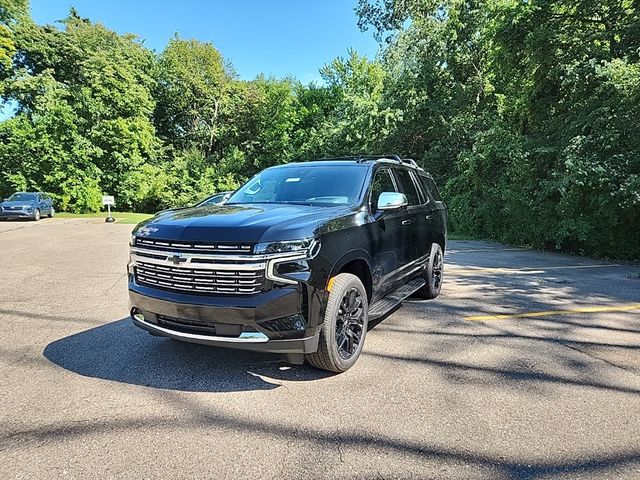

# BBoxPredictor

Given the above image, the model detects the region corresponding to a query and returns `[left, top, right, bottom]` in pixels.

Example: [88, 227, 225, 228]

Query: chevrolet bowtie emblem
[169, 254, 188, 265]
[137, 226, 158, 237]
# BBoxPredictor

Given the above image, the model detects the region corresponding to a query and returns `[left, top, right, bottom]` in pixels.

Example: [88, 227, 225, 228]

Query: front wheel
[306, 273, 368, 372]
[33, 209, 40, 221]
[414, 243, 444, 299]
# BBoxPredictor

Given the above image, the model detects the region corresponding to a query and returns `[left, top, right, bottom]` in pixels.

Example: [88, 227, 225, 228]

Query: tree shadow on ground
[43, 317, 332, 393]
[6, 386, 640, 480]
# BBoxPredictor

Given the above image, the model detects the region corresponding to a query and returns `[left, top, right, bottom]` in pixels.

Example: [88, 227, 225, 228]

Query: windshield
[226, 165, 368, 206]
[8, 193, 36, 202]
[198, 192, 229, 207]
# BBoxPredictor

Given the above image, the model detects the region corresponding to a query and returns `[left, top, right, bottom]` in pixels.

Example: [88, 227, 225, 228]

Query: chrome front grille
[130, 239, 266, 296]
[134, 237, 252, 255]
[129, 236, 310, 295]
[135, 261, 264, 295]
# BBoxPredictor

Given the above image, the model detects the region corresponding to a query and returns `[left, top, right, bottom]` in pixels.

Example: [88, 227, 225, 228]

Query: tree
[1, 9, 160, 211]
[154, 37, 232, 157]
[356, 0, 640, 258]
[0, 0, 27, 80]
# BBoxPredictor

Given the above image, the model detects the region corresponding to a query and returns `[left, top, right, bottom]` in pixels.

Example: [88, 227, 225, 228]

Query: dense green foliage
[0, 1, 638, 258]
[356, 0, 640, 259]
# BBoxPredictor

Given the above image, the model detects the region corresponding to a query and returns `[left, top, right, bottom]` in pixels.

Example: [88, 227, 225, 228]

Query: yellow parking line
[449, 264, 626, 275]
[465, 304, 640, 321]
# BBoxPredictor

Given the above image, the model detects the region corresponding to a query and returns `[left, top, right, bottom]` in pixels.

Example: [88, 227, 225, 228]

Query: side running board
[368, 277, 426, 322]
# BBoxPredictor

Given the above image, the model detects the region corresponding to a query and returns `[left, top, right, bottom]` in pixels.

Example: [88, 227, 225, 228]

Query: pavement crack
[554, 339, 640, 378]
[335, 431, 360, 477]
[104, 273, 127, 294]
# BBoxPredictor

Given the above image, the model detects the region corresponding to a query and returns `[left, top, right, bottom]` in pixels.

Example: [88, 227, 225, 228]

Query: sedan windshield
[227, 165, 368, 206]
[8, 193, 36, 202]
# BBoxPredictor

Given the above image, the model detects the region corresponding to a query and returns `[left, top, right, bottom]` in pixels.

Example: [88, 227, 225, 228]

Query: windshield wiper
[279, 201, 314, 206]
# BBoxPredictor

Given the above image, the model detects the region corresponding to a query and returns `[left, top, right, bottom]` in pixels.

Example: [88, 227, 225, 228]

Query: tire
[48, 207, 55, 218]
[414, 243, 444, 299]
[306, 273, 369, 372]
[33, 209, 40, 221]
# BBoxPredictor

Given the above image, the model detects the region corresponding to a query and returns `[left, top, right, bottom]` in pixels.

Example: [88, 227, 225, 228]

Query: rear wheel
[306, 273, 368, 372]
[48, 207, 55, 218]
[414, 243, 444, 299]
[33, 209, 40, 221]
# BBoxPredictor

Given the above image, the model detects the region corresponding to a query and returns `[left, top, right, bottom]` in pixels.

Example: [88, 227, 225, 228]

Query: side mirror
[221, 193, 231, 203]
[377, 192, 408, 211]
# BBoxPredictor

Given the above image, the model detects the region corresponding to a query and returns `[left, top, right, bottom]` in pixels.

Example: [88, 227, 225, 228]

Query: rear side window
[419, 176, 443, 202]
[370, 168, 397, 208]
[393, 169, 421, 206]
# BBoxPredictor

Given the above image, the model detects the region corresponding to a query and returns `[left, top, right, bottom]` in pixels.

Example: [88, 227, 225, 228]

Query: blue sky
[30, 0, 380, 82]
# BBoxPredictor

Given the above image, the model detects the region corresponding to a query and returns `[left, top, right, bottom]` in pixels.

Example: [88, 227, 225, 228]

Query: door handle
[402, 220, 413, 226]
[425, 215, 432, 220]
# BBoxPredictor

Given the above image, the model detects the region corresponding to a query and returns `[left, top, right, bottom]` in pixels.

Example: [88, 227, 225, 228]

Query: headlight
[24, 206, 33, 212]
[255, 238, 320, 256]
[260, 238, 320, 285]
[128, 235, 136, 274]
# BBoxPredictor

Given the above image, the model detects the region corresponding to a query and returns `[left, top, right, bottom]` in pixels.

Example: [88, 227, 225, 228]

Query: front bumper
[131, 312, 318, 354]
[129, 283, 320, 354]
[0, 210, 35, 219]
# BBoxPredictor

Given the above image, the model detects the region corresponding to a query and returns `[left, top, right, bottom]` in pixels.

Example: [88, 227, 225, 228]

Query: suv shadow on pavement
[43, 318, 334, 393]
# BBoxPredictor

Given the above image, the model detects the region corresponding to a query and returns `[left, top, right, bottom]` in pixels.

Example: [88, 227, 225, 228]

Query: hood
[133, 203, 354, 243]
[1, 200, 36, 208]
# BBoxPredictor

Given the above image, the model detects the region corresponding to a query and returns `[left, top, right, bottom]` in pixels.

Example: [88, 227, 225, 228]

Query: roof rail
[356, 154, 402, 163]
[401, 158, 418, 168]
[311, 155, 401, 163]
[310, 156, 360, 162]
[310, 154, 421, 169]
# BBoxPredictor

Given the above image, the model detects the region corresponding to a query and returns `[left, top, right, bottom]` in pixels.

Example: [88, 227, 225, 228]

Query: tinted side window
[370, 168, 397, 208]
[419, 176, 442, 202]
[394, 169, 421, 206]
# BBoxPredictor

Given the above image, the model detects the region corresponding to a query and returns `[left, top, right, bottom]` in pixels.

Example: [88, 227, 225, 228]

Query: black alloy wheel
[430, 248, 443, 292]
[306, 273, 369, 372]
[414, 243, 444, 299]
[335, 287, 365, 360]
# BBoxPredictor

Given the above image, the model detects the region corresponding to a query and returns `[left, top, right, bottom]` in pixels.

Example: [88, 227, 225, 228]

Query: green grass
[57, 211, 153, 225]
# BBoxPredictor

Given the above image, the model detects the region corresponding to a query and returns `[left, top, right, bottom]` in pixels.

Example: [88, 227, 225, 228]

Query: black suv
[128, 156, 447, 372]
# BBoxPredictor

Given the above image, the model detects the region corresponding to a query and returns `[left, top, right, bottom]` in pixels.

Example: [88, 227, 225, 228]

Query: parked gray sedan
[0, 192, 55, 221]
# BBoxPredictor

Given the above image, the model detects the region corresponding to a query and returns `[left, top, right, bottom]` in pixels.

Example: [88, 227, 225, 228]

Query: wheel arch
[330, 250, 373, 304]
[434, 232, 446, 254]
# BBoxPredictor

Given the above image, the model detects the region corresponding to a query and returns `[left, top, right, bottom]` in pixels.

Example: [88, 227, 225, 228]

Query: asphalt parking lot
[1, 219, 639, 479]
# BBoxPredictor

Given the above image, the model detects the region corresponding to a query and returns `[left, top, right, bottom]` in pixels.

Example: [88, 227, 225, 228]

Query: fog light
[131, 308, 145, 322]
[261, 314, 306, 332]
